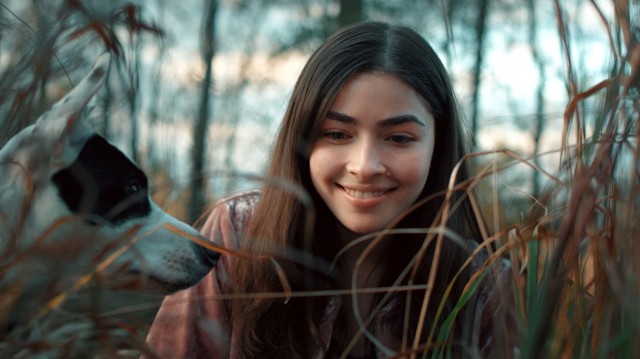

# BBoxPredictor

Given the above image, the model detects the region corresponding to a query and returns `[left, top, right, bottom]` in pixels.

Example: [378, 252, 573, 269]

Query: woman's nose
[345, 140, 386, 179]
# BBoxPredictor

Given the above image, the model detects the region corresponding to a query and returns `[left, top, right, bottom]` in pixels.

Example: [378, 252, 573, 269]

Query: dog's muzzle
[198, 245, 221, 268]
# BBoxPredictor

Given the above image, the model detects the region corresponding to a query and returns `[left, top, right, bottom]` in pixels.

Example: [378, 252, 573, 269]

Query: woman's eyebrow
[326, 111, 426, 127]
[326, 111, 357, 125]
[378, 115, 426, 128]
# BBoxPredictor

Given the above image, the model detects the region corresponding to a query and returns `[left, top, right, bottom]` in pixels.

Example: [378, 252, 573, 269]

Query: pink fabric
[143, 190, 258, 359]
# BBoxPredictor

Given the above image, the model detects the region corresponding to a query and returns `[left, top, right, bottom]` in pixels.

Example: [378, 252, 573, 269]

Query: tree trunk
[469, 0, 490, 150]
[128, 35, 141, 164]
[528, 0, 546, 198]
[189, 0, 218, 224]
[338, 0, 362, 28]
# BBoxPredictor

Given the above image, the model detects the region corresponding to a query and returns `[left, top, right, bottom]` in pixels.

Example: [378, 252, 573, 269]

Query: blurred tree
[469, 0, 490, 150]
[219, 2, 267, 196]
[142, 1, 170, 173]
[440, 0, 460, 69]
[527, 0, 546, 198]
[189, 0, 219, 224]
[268, 0, 364, 54]
[127, 30, 142, 164]
[338, 0, 362, 27]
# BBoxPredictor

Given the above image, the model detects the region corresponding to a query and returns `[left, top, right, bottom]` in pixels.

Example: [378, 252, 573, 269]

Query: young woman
[144, 21, 513, 358]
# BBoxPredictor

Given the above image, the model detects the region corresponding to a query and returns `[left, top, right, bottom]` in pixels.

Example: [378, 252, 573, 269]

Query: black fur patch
[52, 135, 151, 225]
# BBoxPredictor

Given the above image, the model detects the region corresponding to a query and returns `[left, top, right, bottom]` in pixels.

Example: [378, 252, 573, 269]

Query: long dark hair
[232, 21, 482, 358]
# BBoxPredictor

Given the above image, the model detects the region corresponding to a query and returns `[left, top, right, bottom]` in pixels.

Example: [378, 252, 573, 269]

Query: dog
[0, 54, 219, 355]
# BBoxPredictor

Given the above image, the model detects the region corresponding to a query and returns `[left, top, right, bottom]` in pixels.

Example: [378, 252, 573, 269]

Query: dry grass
[0, 0, 638, 358]
[466, 2, 640, 358]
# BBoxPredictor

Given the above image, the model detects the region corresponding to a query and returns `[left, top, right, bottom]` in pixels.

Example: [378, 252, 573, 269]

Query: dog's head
[0, 54, 218, 296]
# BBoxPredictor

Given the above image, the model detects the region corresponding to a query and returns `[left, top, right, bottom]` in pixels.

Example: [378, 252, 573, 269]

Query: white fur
[0, 54, 215, 299]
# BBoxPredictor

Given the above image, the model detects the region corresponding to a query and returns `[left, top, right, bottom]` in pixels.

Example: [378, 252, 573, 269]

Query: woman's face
[309, 72, 435, 235]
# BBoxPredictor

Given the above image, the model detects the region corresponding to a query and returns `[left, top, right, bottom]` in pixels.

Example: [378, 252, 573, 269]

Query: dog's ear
[35, 53, 110, 164]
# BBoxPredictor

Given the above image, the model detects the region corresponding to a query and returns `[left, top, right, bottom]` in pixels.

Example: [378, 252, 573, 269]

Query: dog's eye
[124, 181, 141, 195]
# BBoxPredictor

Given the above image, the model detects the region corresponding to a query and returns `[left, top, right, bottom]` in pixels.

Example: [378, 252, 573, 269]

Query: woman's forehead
[327, 72, 432, 123]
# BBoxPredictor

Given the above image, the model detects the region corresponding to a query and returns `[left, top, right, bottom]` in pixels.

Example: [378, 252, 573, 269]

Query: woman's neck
[334, 221, 389, 290]
[333, 222, 389, 358]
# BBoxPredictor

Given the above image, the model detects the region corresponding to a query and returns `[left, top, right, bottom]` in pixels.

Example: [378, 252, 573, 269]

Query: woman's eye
[386, 134, 415, 144]
[323, 131, 350, 141]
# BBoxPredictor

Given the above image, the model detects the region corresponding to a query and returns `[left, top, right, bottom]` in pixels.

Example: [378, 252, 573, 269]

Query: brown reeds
[1, 0, 638, 358]
[483, 1, 640, 358]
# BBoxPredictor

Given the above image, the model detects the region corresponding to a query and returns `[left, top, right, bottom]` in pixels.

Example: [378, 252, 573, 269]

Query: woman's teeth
[345, 188, 385, 198]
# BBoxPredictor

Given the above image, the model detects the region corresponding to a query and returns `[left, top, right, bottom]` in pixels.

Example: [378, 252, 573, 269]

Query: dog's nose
[197, 244, 221, 268]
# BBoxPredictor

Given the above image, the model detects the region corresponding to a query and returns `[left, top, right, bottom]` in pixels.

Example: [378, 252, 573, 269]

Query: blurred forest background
[0, 0, 619, 225]
[1, 0, 639, 357]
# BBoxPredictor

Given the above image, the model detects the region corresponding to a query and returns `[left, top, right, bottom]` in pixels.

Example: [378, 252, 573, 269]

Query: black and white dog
[0, 54, 218, 349]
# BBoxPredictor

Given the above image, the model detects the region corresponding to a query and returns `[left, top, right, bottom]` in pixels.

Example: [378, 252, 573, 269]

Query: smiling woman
[310, 72, 435, 235]
[145, 21, 515, 359]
